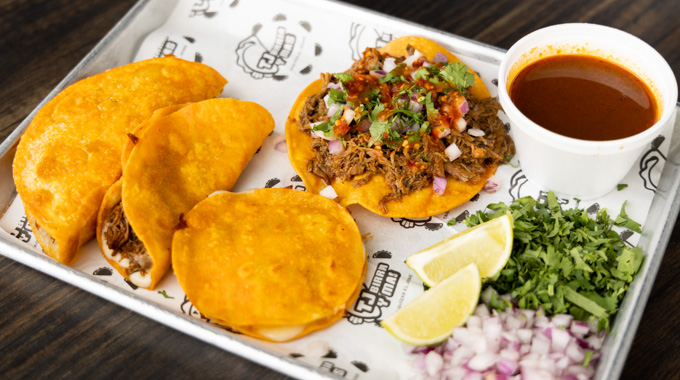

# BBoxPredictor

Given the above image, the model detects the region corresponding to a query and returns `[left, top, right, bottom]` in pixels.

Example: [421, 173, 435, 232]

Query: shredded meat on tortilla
[299, 46, 515, 212]
[104, 203, 152, 275]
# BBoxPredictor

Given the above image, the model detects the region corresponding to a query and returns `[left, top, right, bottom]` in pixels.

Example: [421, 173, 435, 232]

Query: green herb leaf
[617, 184, 628, 191]
[158, 290, 174, 299]
[334, 73, 354, 82]
[440, 62, 475, 91]
[370, 120, 392, 142]
[327, 88, 347, 106]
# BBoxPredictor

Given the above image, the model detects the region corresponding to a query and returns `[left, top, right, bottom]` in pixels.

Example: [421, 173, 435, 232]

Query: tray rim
[1, 0, 680, 379]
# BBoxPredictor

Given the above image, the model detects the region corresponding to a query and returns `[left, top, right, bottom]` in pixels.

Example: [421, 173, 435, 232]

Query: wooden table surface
[1, 0, 679, 379]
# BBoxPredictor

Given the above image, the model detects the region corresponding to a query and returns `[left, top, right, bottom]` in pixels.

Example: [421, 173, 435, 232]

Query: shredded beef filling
[299, 47, 515, 212]
[104, 203, 152, 276]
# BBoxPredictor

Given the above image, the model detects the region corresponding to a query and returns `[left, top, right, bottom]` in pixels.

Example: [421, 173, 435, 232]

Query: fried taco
[172, 188, 366, 342]
[285, 36, 515, 217]
[13, 56, 227, 264]
[97, 98, 274, 289]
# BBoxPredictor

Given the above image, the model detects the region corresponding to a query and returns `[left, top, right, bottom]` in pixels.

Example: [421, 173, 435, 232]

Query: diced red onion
[327, 102, 340, 116]
[497, 358, 519, 375]
[422, 61, 432, 68]
[407, 290, 604, 380]
[312, 129, 337, 141]
[551, 314, 574, 329]
[369, 69, 386, 78]
[467, 128, 485, 137]
[467, 352, 497, 372]
[466, 315, 482, 330]
[326, 82, 343, 91]
[459, 98, 470, 115]
[357, 118, 371, 132]
[433, 52, 448, 63]
[550, 328, 572, 353]
[425, 351, 444, 376]
[328, 139, 345, 155]
[408, 99, 423, 113]
[404, 49, 424, 67]
[445, 142, 462, 161]
[433, 176, 447, 195]
[454, 117, 468, 132]
[383, 57, 397, 73]
[462, 371, 482, 380]
[412, 353, 426, 371]
[474, 304, 491, 317]
[571, 321, 590, 338]
[273, 136, 287, 153]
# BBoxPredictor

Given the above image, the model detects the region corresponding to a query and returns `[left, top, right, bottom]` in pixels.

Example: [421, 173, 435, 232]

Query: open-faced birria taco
[285, 36, 515, 217]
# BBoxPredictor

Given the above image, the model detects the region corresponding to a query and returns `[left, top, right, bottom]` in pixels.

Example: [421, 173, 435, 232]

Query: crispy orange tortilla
[115, 98, 274, 289]
[13, 56, 227, 264]
[285, 36, 495, 218]
[120, 103, 188, 168]
[172, 188, 366, 342]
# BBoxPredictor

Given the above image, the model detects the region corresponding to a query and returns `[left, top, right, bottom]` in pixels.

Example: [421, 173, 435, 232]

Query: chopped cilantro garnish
[440, 61, 475, 91]
[424, 92, 436, 120]
[463, 191, 643, 332]
[312, 106, 344, 137]
[617, 184, 628, 191]
[369, 120, 392, 142]
[413, 67, 430, 80]
[334, 73, 354, 82]
[327, 88, 347, 105]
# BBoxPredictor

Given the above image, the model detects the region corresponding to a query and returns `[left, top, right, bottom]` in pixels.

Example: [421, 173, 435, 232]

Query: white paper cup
[498, 23, 677, 199]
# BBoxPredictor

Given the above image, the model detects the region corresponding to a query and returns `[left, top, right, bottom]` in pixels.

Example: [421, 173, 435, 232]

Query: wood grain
[0, 0, 679, 379]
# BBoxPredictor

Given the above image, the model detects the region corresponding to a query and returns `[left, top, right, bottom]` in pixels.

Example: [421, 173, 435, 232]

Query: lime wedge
[406, 213, 513, 287]
[381, 263, 481, 345]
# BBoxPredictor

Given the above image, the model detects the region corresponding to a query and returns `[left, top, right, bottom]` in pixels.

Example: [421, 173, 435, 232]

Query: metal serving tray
[1, 0, 679, 379]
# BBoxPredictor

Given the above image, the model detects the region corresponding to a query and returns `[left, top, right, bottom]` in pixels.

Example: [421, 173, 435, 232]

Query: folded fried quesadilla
[97, 98, 274, 289]
[13, 56, 227, 263]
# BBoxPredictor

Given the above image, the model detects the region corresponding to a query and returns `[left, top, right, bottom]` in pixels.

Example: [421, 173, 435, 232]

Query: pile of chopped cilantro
[464, 192, 643, 332]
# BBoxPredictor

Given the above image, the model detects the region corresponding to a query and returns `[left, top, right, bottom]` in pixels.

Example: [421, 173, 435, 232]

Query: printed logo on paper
[639, 135, 666, 192]
[154, 35, 204, 63]
[235, 14, 321, 80]
[349, 23, 393, 60]
[346, 262, 400, 326]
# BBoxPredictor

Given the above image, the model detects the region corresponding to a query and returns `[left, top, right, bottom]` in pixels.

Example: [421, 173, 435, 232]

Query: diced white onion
[327, 103, 340, 117]
[445, 142, 462, 161]
[454, 117, 468, 132]
[326, 82, 343, 91]
[343, 108, 355, 124]
[328, 139, 345, 155]
[404, 49, 425, 67]
[383, 57, 397, 73]
[312, 129, 337, 141]
[467, 128, 485, 137]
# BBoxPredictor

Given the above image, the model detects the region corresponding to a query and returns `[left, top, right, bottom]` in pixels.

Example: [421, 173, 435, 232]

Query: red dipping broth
[509, 54, 658, 141]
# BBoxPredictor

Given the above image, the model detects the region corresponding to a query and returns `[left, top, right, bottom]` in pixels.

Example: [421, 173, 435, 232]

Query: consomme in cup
[498, 23, 677, 199]
[509, 54, 659, 141]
